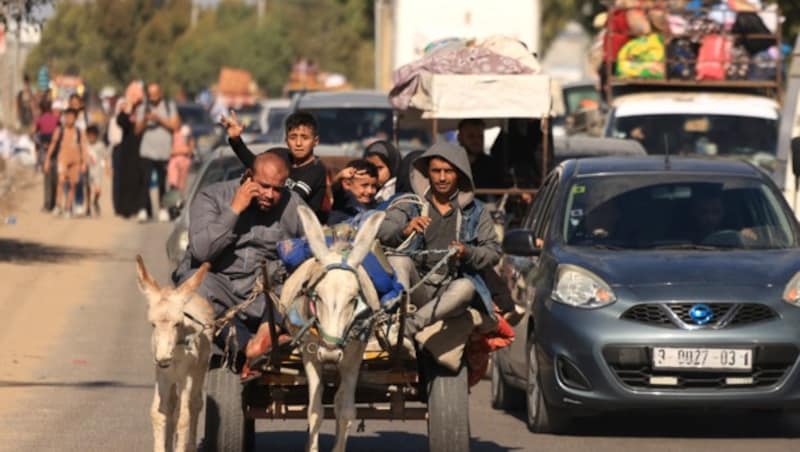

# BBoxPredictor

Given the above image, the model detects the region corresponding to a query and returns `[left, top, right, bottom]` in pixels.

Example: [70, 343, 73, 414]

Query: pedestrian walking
[35, 99, 59, 211]
[86, 124, 108, 216]
[113, 84, 145, 218]
[66, 93, 90, 216]
[44, 108, 88, 218]
[166, 124, 194, 192]
[16, 75, 36, 131]
[135, 83, 179, 222]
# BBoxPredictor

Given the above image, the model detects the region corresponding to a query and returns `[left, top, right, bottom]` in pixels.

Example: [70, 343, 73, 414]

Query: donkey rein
[212, 275, 266, 337]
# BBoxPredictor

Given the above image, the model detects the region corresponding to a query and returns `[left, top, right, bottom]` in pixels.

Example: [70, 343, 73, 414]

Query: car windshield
[303, 107, 393, 145]
[197, 158, 246, 190]
[266, 107, 289, 132]
[610, 114, 778, 171]
[234, 105, 263, 133]
[178, 106, 211, 126]
[563, 175, 797, 250]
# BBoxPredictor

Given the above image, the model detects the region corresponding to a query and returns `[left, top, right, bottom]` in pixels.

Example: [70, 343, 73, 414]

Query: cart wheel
[424, 354, 470, 452]
[204, 365, 253, 452]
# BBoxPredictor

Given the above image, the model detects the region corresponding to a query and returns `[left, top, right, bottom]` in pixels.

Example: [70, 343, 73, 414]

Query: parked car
[493, 156, 800, 433]
[164, 144, 274, 269]
[259, 98, 291, 135]
[287, 90, 431, 170]
[230, 103, 264, 144]
[176, 102, 222, 158]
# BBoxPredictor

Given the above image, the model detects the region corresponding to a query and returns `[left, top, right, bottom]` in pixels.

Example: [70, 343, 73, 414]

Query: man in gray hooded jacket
[378, 142, 501, 336]
[174, 151, 305, 364]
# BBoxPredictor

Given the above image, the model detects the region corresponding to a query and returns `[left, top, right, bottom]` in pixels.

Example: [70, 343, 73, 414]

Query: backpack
[52, 127, 82, 161]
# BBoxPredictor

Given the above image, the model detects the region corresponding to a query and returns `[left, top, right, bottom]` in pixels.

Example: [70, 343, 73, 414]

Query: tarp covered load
[389, 36, 551, 118]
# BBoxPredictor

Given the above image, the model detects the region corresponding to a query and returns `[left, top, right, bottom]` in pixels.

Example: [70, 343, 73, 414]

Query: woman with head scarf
[363, 140, 401, 203]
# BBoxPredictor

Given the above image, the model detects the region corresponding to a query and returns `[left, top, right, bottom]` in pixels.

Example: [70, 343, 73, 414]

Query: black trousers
[43, 158, 58, 211]
[139, 157, 168, 216]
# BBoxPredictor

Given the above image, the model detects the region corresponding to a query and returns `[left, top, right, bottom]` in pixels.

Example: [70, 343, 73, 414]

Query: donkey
[286, 205, 385, 452]
[136, 255, 215, 452]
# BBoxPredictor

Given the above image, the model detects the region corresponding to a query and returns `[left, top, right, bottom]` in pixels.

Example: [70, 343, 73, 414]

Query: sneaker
[62, 210, 73, 219]
[157, 208, 170, 223]
[136, 209, 148, 223]
[51, 206, 62, 216]
[73, 204, 86, 216]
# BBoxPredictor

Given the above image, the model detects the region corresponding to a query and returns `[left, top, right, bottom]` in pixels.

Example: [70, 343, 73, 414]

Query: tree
[166, 2, 292, 97]
[272, 0, 374, 88]
[131, 0, 190, 88]
[24, 2, 113, 90]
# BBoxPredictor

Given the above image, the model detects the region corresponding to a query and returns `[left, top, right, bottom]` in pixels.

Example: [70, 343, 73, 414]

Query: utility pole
[257, 0, 266, 25]
[190, 0, 199, 27]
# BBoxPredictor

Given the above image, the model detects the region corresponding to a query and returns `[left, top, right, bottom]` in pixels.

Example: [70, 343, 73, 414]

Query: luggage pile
[605, 0, 782, 82]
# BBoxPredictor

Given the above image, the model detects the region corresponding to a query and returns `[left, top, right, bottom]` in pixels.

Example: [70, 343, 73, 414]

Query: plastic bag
[616, 33, 666, 79]
[696, 34, 732, 81]
[732, 12, 773, 54]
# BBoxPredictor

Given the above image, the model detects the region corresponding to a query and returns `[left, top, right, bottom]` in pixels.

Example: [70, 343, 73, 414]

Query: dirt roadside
[0, 167, 143, 410]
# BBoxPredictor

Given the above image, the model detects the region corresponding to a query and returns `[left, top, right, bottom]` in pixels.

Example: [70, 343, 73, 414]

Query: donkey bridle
[301, 260, 373, 348]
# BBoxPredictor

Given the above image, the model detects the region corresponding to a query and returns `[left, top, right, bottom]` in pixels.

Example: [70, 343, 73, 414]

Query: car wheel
[526, 340, 570, 434]
[491, 354, 523, 411]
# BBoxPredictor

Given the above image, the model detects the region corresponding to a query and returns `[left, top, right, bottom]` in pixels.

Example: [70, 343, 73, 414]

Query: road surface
[0, 170, 798, 451]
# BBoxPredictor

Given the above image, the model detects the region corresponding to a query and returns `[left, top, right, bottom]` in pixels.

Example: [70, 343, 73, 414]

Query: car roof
[612, 92, 779, 119]
[567, 156, 764, 178]
[294, 90, 390, 109]
[555, 136, 646, 159]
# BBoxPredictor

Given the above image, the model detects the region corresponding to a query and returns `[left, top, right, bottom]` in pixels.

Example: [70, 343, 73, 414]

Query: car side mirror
[502, 229, 541, 257]
[792, 137, 800, 178]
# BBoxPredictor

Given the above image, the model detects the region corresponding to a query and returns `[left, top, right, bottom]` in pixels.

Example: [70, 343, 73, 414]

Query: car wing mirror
[502, 229, 542, 257]
[791, 137, 800, 179]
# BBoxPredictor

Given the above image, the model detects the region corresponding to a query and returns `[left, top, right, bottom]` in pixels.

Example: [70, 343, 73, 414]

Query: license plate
[652, 347, 752, 371]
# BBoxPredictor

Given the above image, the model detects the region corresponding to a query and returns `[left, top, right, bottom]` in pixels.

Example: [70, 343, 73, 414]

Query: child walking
[86, 124, 108, 216]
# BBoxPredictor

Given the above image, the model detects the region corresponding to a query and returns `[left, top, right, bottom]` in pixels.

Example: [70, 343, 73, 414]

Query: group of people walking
[26, 78, 194, 221]
[111, 81, 194, 222]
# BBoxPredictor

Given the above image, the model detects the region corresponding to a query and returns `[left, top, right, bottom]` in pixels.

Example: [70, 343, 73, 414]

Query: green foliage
[166, 6, 293, 96]
[273, 0, 374, 87]
[131, 0, 191, 88]
[25, 0, 376, 96]
[24, 2, 113, 90]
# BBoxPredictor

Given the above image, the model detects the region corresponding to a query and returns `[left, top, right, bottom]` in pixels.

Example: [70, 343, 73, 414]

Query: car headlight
[178, 230, 190, 252]
[782, 272, 800, 307]
[552, 265, 616, 309]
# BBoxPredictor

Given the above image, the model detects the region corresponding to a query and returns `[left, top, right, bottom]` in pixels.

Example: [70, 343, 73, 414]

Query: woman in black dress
[112, 99, 144, 217]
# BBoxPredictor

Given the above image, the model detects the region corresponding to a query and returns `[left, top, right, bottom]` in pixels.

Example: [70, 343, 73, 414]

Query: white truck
[601, 3, 783, 182]
[374, 0, 542, 91]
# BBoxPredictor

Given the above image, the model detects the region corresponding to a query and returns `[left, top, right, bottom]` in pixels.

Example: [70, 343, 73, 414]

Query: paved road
[0, 175, 799, 452]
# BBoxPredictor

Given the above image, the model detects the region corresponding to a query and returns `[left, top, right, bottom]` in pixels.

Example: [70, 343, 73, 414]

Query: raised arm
[220, 110, 255, 168]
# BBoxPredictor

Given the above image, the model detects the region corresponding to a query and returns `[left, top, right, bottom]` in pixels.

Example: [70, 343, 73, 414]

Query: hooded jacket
[377, 142, 501, 316]
[364, 140, 401, 203]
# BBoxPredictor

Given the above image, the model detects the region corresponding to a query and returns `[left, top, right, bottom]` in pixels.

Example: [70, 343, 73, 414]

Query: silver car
[493, 156, 800, 433]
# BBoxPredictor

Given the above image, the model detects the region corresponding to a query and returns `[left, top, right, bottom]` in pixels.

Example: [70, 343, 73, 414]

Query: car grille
[621, 303, 778, 329]
[604, 345, 798, 390]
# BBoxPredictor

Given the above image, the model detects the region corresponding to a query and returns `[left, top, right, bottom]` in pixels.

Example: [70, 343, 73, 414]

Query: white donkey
[284, 206, 385, 452]
[136, 255, 215, 452]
